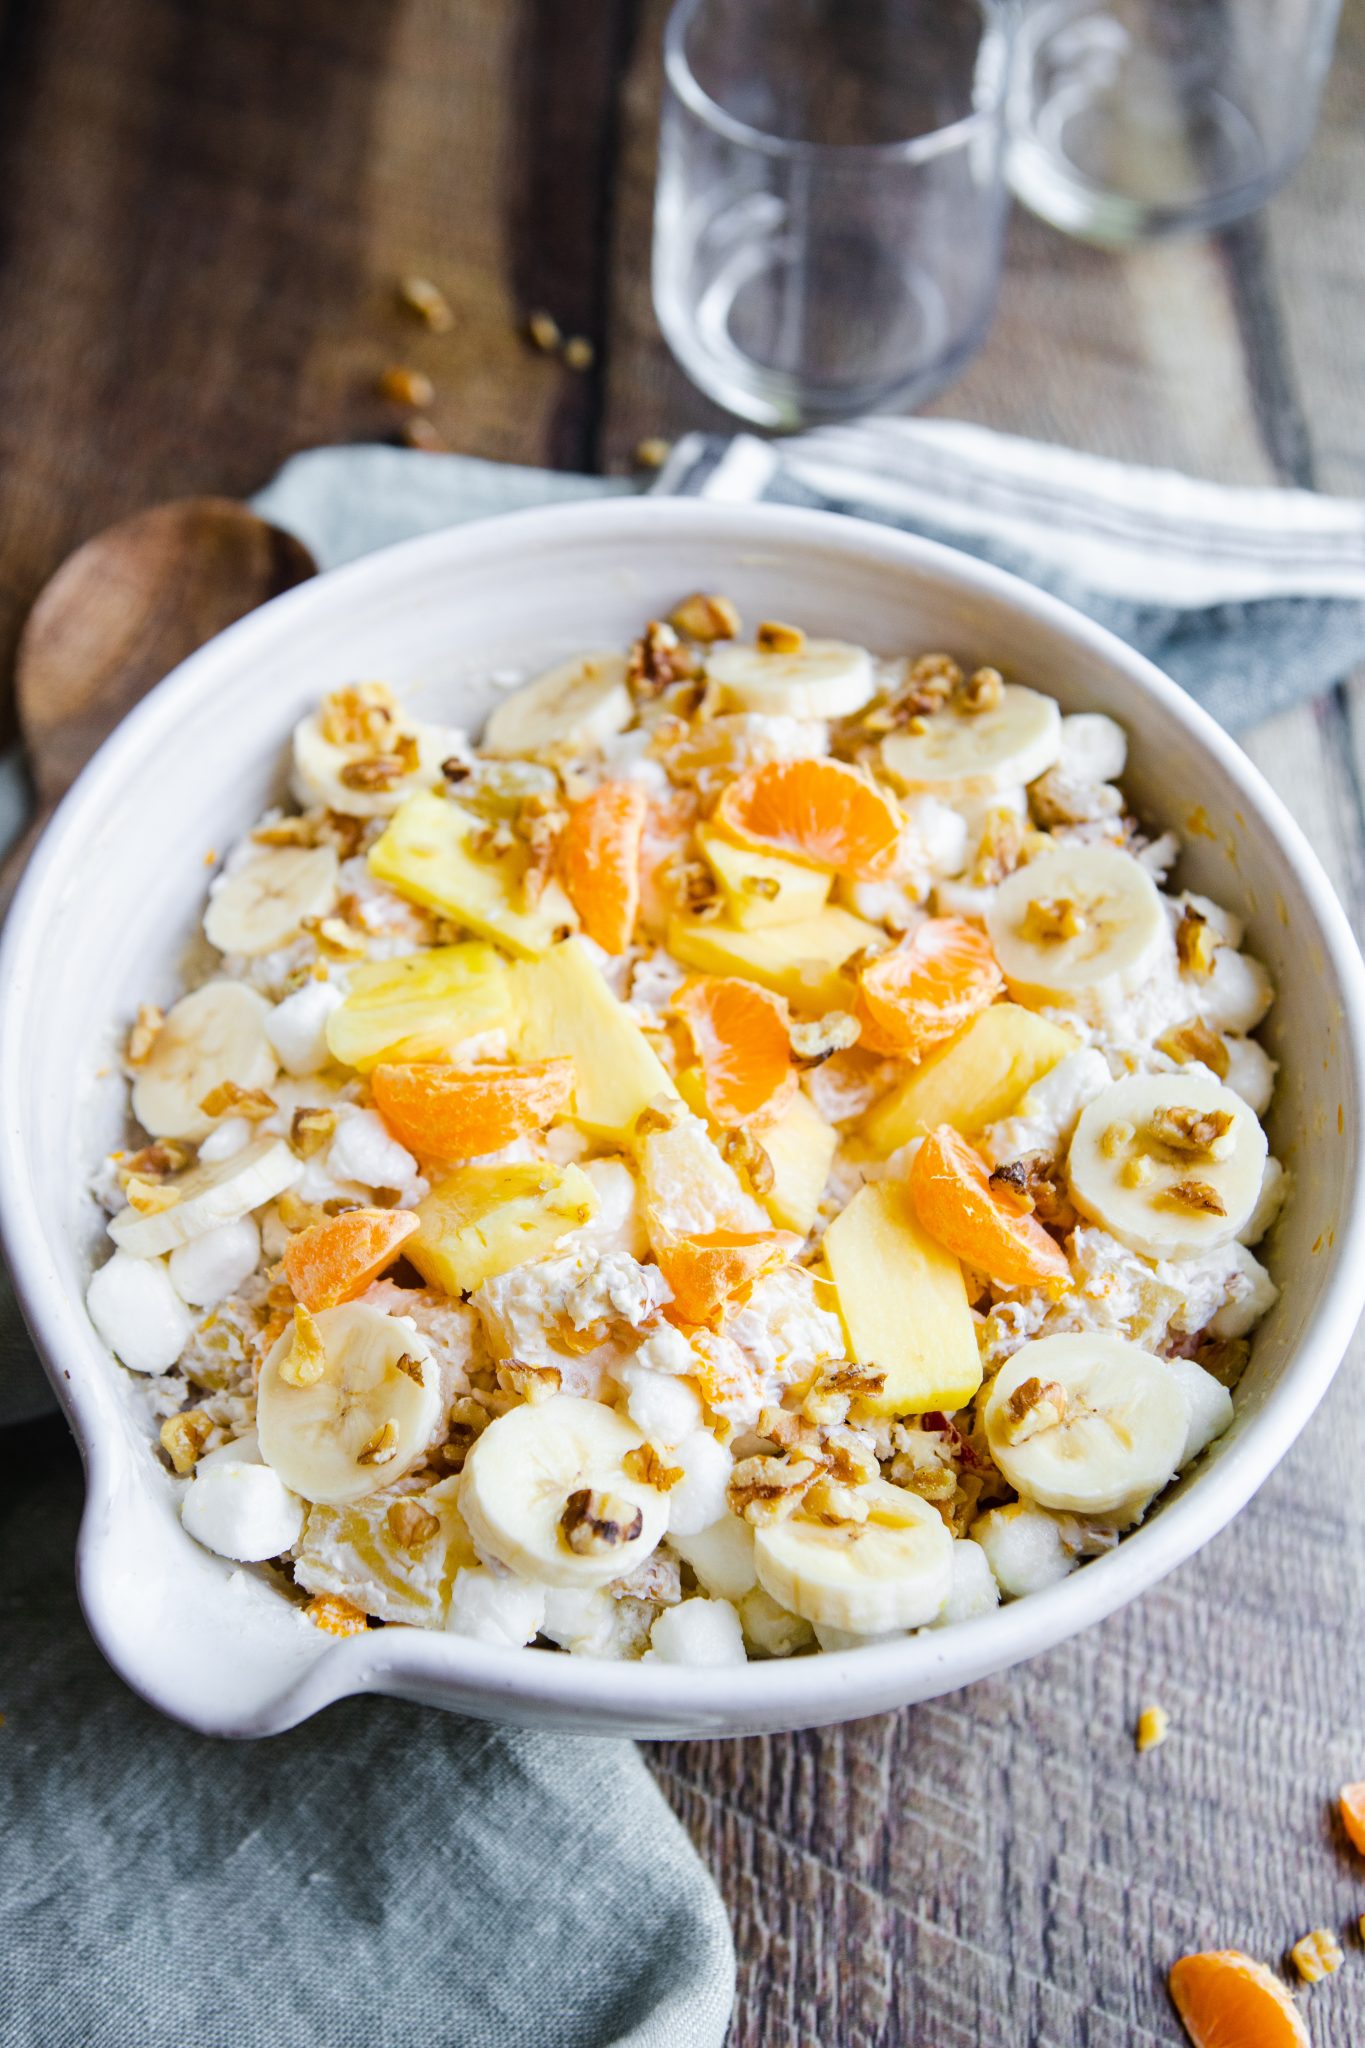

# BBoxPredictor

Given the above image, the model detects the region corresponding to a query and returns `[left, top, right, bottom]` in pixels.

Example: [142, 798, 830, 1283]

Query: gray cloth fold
[0, 1420, 736, 2048]
[7, 422, 1364, 2046]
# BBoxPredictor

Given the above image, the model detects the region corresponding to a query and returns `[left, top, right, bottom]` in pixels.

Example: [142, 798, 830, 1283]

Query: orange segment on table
[908, 1123, 1070, 1289]
[672, 974, 797, 1127]
[371, 1058, 574, 1158]
[284, 1207, 421, 1311]
[713, 757, 904, 881]
[855, 916, 1004, 1059]
[659, 1228, 801, 1330]
[1168, 1949, 1310, 2048]
[1340, 1780, 1365, 1854]
[557, 780, 647, 953]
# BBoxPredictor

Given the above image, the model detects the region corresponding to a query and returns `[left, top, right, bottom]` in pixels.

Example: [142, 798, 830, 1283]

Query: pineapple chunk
[823, 1180, 980, 1415]
[368, 790, 574, 959]
[408, 1162, 597, 1295]
[514, 938, 678, 1141]
[757, 1089, 838, 1236]
[667, 906, 881, 1014]
[635, 1108, 766, 1248]
[696, 824, 830, 931]
[862, 1003, 1077, 1155]
[325, 943, 513, 1072]
[294, 1475, 475, 1627]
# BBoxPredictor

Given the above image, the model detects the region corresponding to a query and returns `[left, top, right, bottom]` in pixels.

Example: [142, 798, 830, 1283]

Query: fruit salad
[85, 607, 1286, 1664]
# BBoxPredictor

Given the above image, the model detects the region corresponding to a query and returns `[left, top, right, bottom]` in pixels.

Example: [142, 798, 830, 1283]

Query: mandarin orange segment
[283, 1207, 421, 1312]
[713, 758, 904, 881]
[1340, 1781, 1365, 1855]
[371, 1058, 574, 1158]
[658, 1228, 801, 1330]
[304, 1594, 370, 1638]
[672, 975, 798, 1127]
[908, 1124, 1070, 1289]
[558, 780, 647, 953]
[855, 917, 1004, 1060]
[1168, 1950, 1309, 2048]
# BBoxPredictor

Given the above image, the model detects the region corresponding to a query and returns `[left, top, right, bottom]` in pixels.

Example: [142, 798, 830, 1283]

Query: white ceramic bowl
[3, 499, 1363, 1740]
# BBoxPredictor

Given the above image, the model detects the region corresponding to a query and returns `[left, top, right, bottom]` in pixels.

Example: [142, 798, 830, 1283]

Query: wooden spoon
[1, 497, 316, 900]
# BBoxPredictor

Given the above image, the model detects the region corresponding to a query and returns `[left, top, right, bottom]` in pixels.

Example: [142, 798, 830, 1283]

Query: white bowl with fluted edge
[2, 497, 1363, 1741]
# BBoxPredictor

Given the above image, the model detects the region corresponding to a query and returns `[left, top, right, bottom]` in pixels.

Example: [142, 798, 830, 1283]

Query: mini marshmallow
[1058, 712, 1127, 785]
[265, 979, 344, 1077]
[1166, 1356, 1235, 1469]
[198, 1116, 253, 1164]
[169, 1215, 260, 1308]
[974, 1503, 1078, 1598]
[181, 1449, 303, 1562]
[933, 1539, 1001, 1625]
[669, 1515, 758, 1601]
[647, 1596, 746, 1667]
[326, 1108, 419, 1195]
[86, 1252, 193, 1374]
[665, 1429, 732, 1537]
[446, 1567, 546, 1648]
[618, 1361, 704, 1446]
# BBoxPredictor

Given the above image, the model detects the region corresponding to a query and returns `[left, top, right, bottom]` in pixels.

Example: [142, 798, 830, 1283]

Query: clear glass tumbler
[652, 0, 1013, 429]
[1009, 0, 1342, 244]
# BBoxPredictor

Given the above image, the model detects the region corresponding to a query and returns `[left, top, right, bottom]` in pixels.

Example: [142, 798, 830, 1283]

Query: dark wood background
[2, 2, 1364, 2041]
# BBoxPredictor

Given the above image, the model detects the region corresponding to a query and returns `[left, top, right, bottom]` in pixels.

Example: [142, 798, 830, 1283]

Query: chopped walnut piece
[1000, 1375, 1068, 1444]
[1175, 905, 1221, 976]
[988, 1160, 1033, 1212]
[526, 308, 561, 352]
[124, 1175, 182, 1217]
[789, 1010, 861, 1066]
[392, 1352, 427, 1386]
[278, 1305, 328, 1388]
[1029, 766, 1125, 829]
[159, 1408, 214, 1476]
[319, 684, 398, 751]
[277, 1189, 326, 1234]
[497, 1360, 563, 1404]
[728, 1453, 821, 1525]
[634, 1097, 683, 1139]
[756, 619, 805, 655]
[357, 1419, 400, 1467]
[719, 1126, 775, 1196]
[669, 592, 740, 643]
[628, 620, 699, 698]
[1290, 1928, 1343, 1984]
[804, 1474, 870, 1525]
[562, 335, 594, 372]
[561, 1488, 643, 1555]
[1120, 1155, 1155, 1189]
[1155, 1017, 1230, 1080]
[125, 1004, 165, 1067]
[305, 1594, 368, 1636]
[290, 1106, 338, 1158]
[1100, 1119, 1135, 1161]
[1147, 1104, 1235, 1159]
[668, 858, 722, 920]
[956, 665, 1004, 714]
[1134, 1703, 1170, 1753]
[1157, 1179, 1227, 1217]
[971, 805, 1029, 886]
[307, 915, 369, 960]
[199, 1080, 276, 1121]
[740, 873, 781, 902]
[435, 1396, 489, 1471]
[821, 1424, 880, 1490]
[386, 1497, 442, 1550]
[397, 274, 454, 330]
[1194, 1334, 1249, 1388]
[338, 739, 419, 792]
[634, 436, 673, 472]
[895, 1463, 957, 1505]
[1021, 895, 1085, 943]
[378, 364, 434, 408]
[622, 1442, 684, 1491]
[116, 1140, 192, 1185]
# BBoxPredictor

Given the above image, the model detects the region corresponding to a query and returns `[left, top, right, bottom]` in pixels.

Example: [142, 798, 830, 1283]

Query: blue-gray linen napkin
[6, 419, 1365, 2046]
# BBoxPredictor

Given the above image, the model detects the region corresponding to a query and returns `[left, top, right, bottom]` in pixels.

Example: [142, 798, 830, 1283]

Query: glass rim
[662, 0, 1012, 166]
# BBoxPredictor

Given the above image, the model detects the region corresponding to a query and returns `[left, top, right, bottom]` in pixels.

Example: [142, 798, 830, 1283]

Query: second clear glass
[652, 0, 1013, 430]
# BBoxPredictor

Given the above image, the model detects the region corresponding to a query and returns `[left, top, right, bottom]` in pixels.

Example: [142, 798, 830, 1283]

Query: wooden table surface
[2, 3, 1364, 2042]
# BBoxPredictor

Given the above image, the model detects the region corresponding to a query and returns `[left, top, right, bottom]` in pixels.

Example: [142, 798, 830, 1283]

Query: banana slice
[204, 846, 339, 957]
[880, 683, 1061, 796]
[706, 638, 875, 719]
[985, 845, 1167, 1016]
[982, 1333, 1188, 1516]
[132, 981, 278, 1141]
[752, 1479, 953, 1635]
[1068, 1071, 1267, 1259]
[256, 1304, 441, 1505]
[108, 1135, 302, 1256]
[481, 653, 632, 759]
[291, 699, 450, 818]
[459, 1394, 668, 1590]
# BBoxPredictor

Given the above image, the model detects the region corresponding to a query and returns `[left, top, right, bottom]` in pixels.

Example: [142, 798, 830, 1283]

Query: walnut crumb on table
[1135, 1703, 1170, 1752]
[1289, 1927, 1343, 1984]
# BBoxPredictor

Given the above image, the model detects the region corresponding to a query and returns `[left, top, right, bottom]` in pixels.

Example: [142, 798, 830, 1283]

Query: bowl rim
[4, 494, 1364, 1738]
